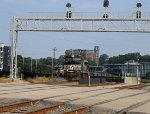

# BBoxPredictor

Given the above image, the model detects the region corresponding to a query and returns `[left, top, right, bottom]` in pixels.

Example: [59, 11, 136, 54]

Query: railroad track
[0, 86, 119, 114]
[116, 99, 150, 114]
[1, 89, 149, 114]
[1, 89, 148, 114]
[0, 87, 103, 114]
[0, 100, 89, 114]
[1, 83, 150, 113]
[115, 83, 150, 89]
[0, 100, 39, 113]
[0, 85, 64, 92]
[0, 86, 68, 95]
[0, 86, 104, 101]
[88, 91, 150, 114]
[90, 91, 149, 107]
[0, 83, 33, 87]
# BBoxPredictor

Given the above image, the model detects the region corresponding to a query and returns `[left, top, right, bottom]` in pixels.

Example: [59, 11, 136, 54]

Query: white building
[0, 43, 4, 71]
[122, 60, 140, 76]
[0, 43, 10, 72]
[121, 60, 150, 77]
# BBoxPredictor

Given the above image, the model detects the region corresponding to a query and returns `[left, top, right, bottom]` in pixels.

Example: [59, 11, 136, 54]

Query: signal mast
[66, 3, 72, 18]
[103, 0, 109, 18]
[136, 2, 142, 19]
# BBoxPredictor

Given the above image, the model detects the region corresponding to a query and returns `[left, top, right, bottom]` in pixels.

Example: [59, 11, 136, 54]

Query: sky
[0, 0, 150, 59]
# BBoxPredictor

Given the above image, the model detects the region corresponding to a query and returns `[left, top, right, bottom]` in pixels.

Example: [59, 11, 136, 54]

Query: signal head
[137, 3, 142, 7]
[66, 3, 71, 8]
[103, 0, 109, 7]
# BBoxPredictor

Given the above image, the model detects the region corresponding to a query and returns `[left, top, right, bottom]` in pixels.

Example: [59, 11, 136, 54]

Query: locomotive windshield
[64, 57, 82, 65]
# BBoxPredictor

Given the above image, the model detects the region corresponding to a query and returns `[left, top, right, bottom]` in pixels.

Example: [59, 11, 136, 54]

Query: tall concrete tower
[94, 46, 100, 66]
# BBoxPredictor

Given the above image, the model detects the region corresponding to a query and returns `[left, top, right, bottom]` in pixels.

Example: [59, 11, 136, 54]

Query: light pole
[52, 47, 57, 78]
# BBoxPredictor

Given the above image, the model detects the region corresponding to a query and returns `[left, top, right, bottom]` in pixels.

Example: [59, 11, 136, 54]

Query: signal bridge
[15, 12, 150, 32]
[10, 12, 150, 78]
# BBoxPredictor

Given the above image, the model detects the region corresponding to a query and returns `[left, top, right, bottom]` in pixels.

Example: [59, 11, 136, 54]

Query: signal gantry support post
[10, 12, 150, 79]
[10, 16, 18, 79]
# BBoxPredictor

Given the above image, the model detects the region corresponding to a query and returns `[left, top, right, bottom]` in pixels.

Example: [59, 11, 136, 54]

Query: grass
[27, 77, 56, 84]
[0, 77, 14, 83]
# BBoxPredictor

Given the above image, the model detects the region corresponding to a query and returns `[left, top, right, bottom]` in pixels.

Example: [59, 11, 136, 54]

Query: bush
[27, 76, 56, 84]
[0, 77, 13, 83]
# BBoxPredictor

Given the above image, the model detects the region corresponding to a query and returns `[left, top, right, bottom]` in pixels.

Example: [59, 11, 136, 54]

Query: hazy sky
[0, 0, 150, 58]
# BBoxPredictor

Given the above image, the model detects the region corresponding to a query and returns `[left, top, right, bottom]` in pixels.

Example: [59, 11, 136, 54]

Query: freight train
[63, 50, 90, 81]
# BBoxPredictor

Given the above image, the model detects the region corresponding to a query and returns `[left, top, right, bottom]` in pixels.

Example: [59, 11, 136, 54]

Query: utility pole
[31, 58, 32, 72]
[136, 54, 140, 84]
[36, 59, 38, 76]
[21, 54, 24, 80]
[22, 54, 24, 72]
[52, 47, 57, 78]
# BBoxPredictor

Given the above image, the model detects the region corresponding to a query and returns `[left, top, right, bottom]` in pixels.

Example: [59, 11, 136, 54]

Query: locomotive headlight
[70, 65, 75, 70]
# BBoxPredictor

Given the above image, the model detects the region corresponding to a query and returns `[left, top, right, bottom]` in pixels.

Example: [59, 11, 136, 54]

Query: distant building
[140, 62, 150, 77]
[65, 46, 100, 65]
[122, 60, 150, 77]
[0, 43, 10, 72]
[94, 46, 100, 65]
[104, 60, 150, 77]
[0, 43, 4, 71]
[121, 60, 140, 76]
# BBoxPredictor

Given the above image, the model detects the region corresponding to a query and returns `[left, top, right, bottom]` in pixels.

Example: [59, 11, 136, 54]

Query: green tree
[17, 55, 23, 74]
[56, 55, 65, 65]
[107, 52, 141, 64]
[140, 55, 150, 62]
[87, 58, 96, 66]
[99, 54, 109, 65]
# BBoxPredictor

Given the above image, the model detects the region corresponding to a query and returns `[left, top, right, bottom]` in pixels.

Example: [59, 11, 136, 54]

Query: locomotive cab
[63, 51, 89, 81]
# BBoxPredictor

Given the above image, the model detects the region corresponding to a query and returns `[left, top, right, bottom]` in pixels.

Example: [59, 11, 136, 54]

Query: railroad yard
[1, 0, 150, 114]
[0, 81, 150, 114]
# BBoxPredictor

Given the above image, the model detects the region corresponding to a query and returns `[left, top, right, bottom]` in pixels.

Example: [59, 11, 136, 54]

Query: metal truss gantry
[10, 12, 150, 78]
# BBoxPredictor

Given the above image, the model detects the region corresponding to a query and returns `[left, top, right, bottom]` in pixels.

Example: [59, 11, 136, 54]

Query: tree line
[99, 52, 150, 65]
[17, 55, 64, 77]
[17, 52, 150, 77]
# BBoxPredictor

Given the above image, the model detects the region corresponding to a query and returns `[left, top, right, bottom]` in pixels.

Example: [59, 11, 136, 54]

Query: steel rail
[0, 100, 39, 113]
[115, 83, 150, 89]
[25, 103, 64, 114]
[129, 84, 150, 89]
[61, 107, 89, 114]
[117, 99, 150, 114]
